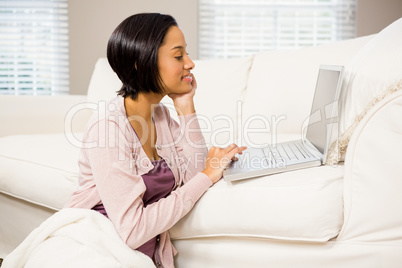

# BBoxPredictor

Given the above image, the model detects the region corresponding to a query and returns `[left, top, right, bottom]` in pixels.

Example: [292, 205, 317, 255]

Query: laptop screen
[305, 66, 343, 154]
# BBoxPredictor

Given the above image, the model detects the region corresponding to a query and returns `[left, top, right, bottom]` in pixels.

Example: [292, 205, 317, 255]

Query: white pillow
[329, 18, 402, 163]
[86, 58, 121, 104]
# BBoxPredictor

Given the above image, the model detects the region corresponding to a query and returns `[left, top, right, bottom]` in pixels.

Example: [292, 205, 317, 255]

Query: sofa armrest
[0, 95, 92, 137]
[338, 90, 402, 243]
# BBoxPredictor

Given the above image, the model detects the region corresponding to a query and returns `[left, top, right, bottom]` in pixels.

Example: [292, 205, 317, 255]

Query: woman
[65, 13, 246, 267]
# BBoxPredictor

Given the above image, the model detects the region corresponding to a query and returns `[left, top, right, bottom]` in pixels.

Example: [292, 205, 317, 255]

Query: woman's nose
[184, 55, 195, 70]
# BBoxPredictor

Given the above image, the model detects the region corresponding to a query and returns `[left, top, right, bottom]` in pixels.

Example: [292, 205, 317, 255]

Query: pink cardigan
[65, 96, 212, 267]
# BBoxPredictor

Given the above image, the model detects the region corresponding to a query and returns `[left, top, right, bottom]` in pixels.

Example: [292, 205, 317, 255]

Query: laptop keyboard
[232, 141, 321, 170]
[262, 141, 317, 166]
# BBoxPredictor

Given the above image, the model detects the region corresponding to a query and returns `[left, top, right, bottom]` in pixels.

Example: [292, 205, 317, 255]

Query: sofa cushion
[0, 134, 80, 210]
[170, 165, 344, 242]
[242, 35, 373, 147]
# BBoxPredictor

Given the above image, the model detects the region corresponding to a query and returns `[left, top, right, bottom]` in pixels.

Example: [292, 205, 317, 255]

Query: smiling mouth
[182, 75, 192, 82]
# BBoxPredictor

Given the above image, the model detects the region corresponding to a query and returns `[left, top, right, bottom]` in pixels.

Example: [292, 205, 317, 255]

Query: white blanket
[2, 208, 155, 268]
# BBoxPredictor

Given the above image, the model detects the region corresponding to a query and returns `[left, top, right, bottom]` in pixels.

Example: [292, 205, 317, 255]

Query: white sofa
[1, 18, 402, 267]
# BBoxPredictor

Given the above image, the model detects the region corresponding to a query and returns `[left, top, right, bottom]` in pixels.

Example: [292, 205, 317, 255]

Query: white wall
[68, 0, 402, 95]
[356, 0, 402, 36]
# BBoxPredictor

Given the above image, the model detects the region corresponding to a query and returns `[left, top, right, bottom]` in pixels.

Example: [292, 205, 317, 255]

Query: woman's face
[157, 26, 195, 95]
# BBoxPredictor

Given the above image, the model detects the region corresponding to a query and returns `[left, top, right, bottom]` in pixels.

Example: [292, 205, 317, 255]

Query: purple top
[135, 158, 175, 258]
[92, 158, 175, 260]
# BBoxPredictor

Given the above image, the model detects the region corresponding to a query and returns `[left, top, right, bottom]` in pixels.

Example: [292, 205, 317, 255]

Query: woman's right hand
[202, 144, 247, 183]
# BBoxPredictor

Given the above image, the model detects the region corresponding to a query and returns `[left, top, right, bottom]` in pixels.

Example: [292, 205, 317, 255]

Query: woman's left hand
[168, 73, 197, 115]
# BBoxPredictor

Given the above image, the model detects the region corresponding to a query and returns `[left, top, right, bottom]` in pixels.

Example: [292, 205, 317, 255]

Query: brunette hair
[107, 13, 178, 99]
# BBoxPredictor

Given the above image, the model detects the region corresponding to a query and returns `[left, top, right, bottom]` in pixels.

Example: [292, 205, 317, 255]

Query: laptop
[223, 65, 344, 182]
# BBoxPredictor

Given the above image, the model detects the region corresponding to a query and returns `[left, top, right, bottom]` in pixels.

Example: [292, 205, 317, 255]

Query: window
[199, 0, 356, 59]
[0, 0, 69, 95]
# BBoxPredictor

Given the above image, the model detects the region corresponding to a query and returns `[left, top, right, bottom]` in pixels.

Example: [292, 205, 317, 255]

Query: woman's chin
[179, 85, 193, 93]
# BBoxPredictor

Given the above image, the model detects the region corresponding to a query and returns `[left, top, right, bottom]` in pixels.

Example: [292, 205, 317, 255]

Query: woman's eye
[175, 53, 189, 60]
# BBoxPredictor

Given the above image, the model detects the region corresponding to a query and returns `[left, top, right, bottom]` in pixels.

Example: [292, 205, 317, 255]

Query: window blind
[0, 0, 69, 95]
[199, 0, 356, 59]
